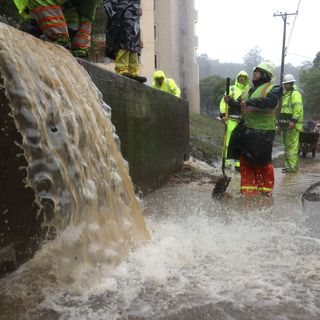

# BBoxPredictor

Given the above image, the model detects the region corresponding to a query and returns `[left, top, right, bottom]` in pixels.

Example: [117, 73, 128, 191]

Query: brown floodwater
[1, 22, 320, 320]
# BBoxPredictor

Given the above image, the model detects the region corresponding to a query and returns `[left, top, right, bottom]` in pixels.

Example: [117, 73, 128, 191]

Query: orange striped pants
[29, 0, 91, 54]
[240, 155, 275, 196]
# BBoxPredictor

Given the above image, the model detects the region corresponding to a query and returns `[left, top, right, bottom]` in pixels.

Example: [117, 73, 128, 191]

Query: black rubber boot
[133, 75, 147, 83]
[122, 72, 134, 79]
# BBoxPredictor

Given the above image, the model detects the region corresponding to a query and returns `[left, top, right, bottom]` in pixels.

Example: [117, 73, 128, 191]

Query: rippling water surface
[1, 23, 320, 320]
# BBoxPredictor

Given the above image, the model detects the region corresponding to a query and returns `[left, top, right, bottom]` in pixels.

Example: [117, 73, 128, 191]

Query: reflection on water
[1, 23, 320, 320]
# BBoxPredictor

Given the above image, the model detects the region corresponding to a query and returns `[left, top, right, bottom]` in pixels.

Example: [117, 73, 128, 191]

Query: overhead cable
[286, 0, 302, 50]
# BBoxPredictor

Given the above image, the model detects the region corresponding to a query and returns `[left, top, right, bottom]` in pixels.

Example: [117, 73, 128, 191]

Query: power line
[287, 0, 302, 50]
[286, 52, 313, 60]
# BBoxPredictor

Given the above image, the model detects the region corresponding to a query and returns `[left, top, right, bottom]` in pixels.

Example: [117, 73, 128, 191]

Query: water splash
[0, 23, 150, 285]
[1, 22, 320, 320]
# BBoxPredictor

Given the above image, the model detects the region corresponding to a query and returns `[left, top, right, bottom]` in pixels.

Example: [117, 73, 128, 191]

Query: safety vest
[280, 88, 303, 130]
[220, 72, 250, 119]
[242, 83, 277, 130]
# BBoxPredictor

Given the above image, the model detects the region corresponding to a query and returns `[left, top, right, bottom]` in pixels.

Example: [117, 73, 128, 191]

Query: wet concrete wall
[0, 76, 43, 275]
[79, 60, 190, 194]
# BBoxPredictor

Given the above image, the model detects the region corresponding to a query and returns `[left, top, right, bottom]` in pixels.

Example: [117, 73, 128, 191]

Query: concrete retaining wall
[79, 60, 190, 194]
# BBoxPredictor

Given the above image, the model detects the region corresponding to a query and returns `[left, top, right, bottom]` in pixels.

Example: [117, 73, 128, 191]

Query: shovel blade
[212, 175, 231, 197]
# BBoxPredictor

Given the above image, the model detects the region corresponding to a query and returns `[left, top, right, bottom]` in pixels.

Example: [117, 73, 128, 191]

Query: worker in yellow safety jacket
[13, 0, 98, 57]
[219, 70, 250, 171]
[152, 70, 181, 97]
[279, 74, 304, 173]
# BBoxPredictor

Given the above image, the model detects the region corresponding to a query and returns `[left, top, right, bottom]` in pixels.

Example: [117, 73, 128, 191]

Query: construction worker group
[13, 0, 181, 96]
[11, 1, 304, 198]
[223, 62, 304, 196]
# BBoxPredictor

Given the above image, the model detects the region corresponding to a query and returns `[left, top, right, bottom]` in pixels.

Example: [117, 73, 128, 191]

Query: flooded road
[1, 22, 320, 320]
[1, 156, 320, 320]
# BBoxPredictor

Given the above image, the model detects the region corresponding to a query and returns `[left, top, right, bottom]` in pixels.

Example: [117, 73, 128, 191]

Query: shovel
[212, 77, 232, 197]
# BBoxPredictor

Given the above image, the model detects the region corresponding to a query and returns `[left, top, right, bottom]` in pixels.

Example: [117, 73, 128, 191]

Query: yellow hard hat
[254, 61, 276, 81]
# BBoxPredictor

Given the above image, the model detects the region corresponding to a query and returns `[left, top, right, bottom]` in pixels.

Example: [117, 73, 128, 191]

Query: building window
[154, 54, 158, 69]
[154, 24, 157, 40]
[153, 0, 156, 10]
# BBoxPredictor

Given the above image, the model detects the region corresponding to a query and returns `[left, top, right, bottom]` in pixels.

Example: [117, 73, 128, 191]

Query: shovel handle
[226, 77, 230, 96]
[222, 77, 231, 175]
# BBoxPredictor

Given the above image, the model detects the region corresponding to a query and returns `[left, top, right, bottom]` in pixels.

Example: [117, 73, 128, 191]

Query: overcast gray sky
[195, 0, 317, 67]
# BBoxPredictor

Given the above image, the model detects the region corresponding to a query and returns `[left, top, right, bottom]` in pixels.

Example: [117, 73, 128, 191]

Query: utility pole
[273, 11, 298, 84]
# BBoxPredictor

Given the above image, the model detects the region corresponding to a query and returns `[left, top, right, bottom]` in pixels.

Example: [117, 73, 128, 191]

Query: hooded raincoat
[219, 70, 249, 168]
[152, 70, 181, 97]
[103, 0, 142, 60]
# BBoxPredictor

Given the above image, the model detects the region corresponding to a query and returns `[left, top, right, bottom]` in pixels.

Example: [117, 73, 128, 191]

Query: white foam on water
[1, 23, 320, 320]
[12, 202, 316, 320]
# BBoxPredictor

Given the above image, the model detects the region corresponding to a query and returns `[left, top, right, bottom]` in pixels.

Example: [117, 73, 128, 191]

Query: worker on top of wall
[152, 70, 181, 97]
[13, 0, 98, 58]
[103, 0, 147, 83]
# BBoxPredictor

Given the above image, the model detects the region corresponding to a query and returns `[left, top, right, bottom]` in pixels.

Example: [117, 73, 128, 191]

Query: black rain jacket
[103, 0, 141, 59]
[228, 79, 283, 165]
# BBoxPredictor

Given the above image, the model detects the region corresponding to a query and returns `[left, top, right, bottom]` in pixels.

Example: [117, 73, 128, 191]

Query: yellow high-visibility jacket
[152, 70, 181, 98]
[219, 70, 249, 119]
[281, 84, 304, 131]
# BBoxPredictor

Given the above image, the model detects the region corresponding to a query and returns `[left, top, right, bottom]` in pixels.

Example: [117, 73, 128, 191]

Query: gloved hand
[220, 113, 226, 122]
[223, 95, 230, 104]
[239, 99, 247, 112]
[289, 121, 296, 129]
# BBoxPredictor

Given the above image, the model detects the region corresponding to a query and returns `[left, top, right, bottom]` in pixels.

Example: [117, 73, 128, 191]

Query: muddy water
[0, 22, 150, 318]
[1, 156, 320, 320]
[1, 23, 320, 320]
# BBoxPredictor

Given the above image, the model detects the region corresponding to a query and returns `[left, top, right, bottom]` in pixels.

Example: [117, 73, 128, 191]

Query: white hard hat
[282, 74, 296, 84]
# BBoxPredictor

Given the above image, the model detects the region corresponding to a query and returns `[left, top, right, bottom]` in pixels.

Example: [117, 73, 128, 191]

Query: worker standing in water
[219, 70, 250, 172]
[13, 0, 98, 58]
[279, 74, 304, 173]
[227, 61, 283, 196]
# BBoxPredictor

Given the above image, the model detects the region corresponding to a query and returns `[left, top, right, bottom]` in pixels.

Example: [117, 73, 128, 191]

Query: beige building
[152, 0, 200, 113]
[102, 0, 200, 113]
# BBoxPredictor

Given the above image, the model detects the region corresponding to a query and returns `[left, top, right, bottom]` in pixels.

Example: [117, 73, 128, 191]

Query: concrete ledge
[79, 60, 190, 194]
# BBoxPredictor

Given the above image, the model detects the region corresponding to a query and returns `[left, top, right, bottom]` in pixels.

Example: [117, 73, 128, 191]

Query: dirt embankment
[189, 113, 224, 165]
[189, 112, 285, 168]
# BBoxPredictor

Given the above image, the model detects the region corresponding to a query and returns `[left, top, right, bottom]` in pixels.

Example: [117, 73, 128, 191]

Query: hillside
[189, 112, 224, 164]
[189, 112, 284, 167]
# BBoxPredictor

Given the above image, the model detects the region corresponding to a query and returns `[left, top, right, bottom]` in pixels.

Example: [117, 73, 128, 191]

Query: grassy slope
[189, 112, 224, 164]
[189, 112, 285, 167]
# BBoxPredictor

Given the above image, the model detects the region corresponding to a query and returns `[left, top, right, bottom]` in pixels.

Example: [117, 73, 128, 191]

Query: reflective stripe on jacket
[281, 85, 304, 131]
[220, 70, 249, 119]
